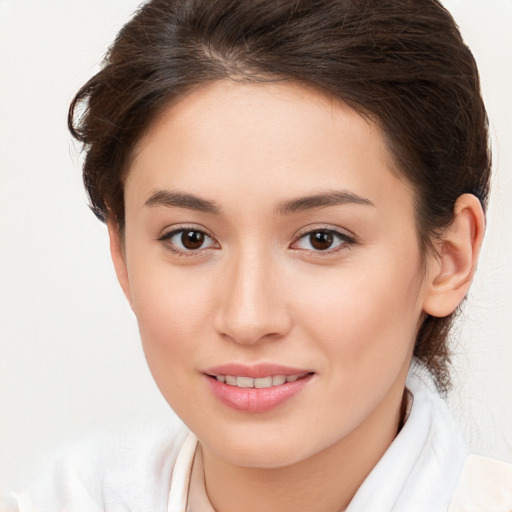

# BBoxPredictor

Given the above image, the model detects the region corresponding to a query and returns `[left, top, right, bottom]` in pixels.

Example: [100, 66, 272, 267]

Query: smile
[214, 374, 305, 388]
[204, 365, 314, 413]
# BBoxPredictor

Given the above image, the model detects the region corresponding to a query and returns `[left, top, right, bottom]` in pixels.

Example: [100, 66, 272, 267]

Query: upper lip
[204, 363, 313, 379]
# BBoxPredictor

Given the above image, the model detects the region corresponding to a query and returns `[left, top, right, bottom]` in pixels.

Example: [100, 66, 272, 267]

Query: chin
[199, 427, 325, 469]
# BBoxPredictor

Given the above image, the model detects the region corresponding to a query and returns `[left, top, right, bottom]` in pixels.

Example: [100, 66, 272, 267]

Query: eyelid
[158, 223, 211, 239]
[292, 224, 357, 243]
[158, 224, 220, 255]
[290, 225, 357, 253]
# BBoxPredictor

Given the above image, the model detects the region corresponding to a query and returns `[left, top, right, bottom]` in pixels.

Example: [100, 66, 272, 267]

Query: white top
[3, 364, 512, 512]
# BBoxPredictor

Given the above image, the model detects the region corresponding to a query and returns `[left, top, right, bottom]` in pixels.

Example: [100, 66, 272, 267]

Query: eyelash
[158, 226, 219, 257]
[290, 227, 356, 255]
[157, 226, 356, 257]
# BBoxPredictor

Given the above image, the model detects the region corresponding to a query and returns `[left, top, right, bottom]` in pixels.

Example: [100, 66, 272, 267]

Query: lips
[204, 363, 313, 413]
[215, 374, 303, 388]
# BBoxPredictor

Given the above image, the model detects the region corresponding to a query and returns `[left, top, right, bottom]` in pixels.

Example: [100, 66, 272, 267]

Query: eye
[292, 229, 354, 253]
[159, 228, 218, 254]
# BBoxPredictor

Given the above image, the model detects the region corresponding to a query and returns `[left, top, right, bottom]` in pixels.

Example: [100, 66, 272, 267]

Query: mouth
[209, 373, 309, 388]
[204, 364, 314, 413]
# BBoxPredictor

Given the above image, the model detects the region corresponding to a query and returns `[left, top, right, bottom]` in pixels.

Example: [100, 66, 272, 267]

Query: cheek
[128, 269, 220, 421]
[296, 253, 423, 373]
[126, 256, 218, 373]
[290, 258, 423, 435]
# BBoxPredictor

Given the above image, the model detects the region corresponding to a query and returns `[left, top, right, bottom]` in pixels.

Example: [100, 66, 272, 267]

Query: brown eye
[160, 228, 218, 254]
[292, 228, 353, 253]
[309, 231, 334, 250]
[181, 230, 205, 250]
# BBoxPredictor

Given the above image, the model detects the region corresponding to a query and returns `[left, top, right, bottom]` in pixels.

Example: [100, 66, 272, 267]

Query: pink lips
[204, 363, 313, 413]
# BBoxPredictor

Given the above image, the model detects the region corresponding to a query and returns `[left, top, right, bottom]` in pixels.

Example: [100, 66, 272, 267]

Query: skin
[109, 80, 485, 512]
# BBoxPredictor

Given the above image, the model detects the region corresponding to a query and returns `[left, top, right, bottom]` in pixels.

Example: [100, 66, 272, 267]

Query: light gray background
[1, 0, 511, 491]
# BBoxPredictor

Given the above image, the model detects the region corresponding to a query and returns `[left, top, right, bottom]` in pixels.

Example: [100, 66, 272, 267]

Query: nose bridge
[215, 244, 289, 345]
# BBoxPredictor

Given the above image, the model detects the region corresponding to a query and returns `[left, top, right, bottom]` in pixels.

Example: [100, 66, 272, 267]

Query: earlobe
[423, 194, 485, 318]
[107, 220, 133, 308]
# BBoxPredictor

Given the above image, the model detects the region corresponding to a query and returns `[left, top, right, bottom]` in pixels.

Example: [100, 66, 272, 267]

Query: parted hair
[69, 0, 491, 392]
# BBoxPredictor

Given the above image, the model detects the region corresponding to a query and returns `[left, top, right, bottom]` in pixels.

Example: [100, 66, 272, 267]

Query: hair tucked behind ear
[69, 0, 491, 392]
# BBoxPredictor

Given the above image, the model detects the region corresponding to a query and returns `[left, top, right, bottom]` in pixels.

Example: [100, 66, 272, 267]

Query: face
[115, 80, 433, 468]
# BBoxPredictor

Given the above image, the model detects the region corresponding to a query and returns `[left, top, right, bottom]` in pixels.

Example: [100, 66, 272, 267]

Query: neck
[201, 371, 408, 512]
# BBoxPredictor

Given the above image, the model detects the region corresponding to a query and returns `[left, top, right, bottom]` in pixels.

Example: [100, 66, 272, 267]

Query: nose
[214, 249, 292, 345]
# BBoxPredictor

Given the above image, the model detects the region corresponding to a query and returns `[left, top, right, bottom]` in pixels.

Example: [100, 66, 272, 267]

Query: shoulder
[12, 419, 189, 512]
[448, 454, 512, 512]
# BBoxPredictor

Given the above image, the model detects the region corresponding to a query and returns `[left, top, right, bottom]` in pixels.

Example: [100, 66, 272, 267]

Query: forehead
[127, 79, 413, 217]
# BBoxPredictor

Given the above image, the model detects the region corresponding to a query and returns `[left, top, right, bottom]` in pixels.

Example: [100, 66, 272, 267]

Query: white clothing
[3, 364, 512, 512]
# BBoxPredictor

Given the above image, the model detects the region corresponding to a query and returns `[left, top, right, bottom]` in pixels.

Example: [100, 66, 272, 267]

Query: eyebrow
[144, 189, 374, 216]
[276, 190, 375, 215]
[145, 190, 221, 214]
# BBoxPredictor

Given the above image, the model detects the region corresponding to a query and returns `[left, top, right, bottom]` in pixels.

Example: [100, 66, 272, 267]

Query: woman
[6, 0, 512, 510]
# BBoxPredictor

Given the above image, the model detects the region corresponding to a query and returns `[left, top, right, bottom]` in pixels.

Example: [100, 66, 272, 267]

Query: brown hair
[69, 0, 491, 392]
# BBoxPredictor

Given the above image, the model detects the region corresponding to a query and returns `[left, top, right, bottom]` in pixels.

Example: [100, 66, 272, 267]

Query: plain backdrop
[1, 0, 511, 491]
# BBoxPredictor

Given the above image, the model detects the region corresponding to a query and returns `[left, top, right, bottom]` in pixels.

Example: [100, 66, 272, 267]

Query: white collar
[167, 363, 468, 512]
[167, 431, 198, 512]
[345, 364, 468, 511]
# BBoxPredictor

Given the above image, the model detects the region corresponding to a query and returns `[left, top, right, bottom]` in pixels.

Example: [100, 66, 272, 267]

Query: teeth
[254, 376, 272, 388]
[225, 375, 237, 385]
[237, 376, 254, 388]
[215, 374, 306, 388]
[272, 375, 286, 386]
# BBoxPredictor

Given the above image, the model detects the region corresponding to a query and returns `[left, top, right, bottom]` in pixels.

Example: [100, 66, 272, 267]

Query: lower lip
[205, 374, 313, 413]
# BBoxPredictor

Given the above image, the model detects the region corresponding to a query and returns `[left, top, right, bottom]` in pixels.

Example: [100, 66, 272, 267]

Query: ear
[422, 194, 486, 317]
[107, 220, 133, 308]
